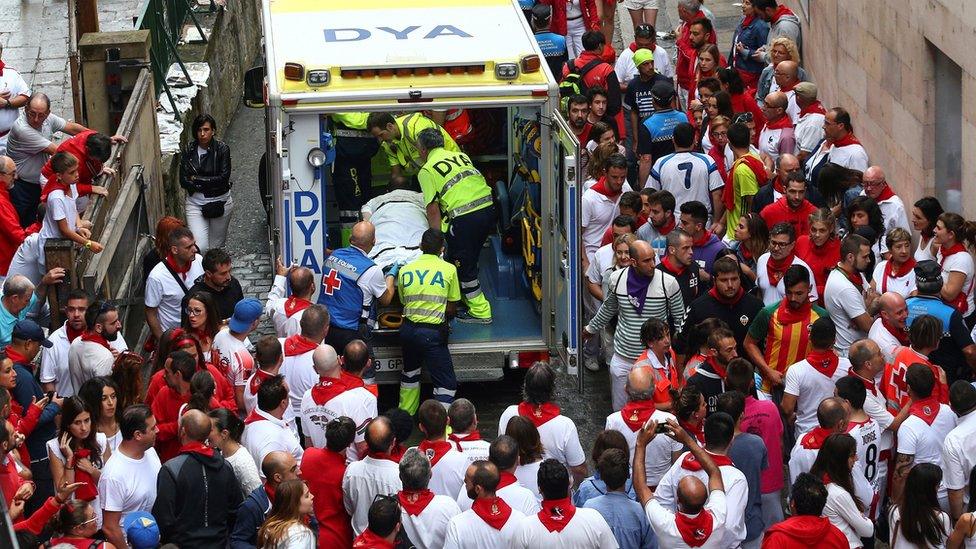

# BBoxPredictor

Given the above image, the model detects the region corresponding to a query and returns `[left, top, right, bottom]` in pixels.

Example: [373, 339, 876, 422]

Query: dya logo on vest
[324, 26, 473, 42]
[432, 154, 472, 177]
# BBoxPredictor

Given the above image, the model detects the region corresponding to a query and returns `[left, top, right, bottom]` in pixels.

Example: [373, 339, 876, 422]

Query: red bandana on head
[417, 439, 454, 466]
[80, 331, 112, 351]
[799, 426, 833, 450]
[681, 451, 734, 471]
[310, 376, 347, 405]
[283, 334, 319, 357]
[283, 296, 312, 318]
[909, 397, 941, 426]
[397, 489, 435, 516]
[517, 401, 561, 427]
[497, 471, 518, 490]
[472, 496, 513, 530]
[537, 497, 577, 533]
[620, 400, 656, 431]
[805, 349, 839, 378]
[675, 509, 715, 548]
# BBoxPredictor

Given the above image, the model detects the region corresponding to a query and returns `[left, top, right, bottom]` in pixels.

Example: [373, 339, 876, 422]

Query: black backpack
[558, 58, 603, 110]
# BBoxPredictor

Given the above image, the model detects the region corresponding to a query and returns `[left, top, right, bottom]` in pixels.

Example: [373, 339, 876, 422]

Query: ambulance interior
[321, 105, 559, 351]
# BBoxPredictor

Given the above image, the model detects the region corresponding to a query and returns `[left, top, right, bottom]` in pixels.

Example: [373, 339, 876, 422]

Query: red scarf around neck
[590, 177, 621, 200]
[849, 371, 879, 396]
[397, 489, 435, 516]
[836, 264, 864, 289]
[472, 496, 512, 530]
[766, 253, 795, 288]
[65, 323, 84, 342]
[799, 426, 833, 450]
[799, 100, 827, 117]
[703, 355, 728, 379]
[806, 349, 839, 378]
[675, 509, 716, 548]
[658, 215, 677, 236]
[244, 409, 269, 425]
[775, 295, 813, 325]
[875, 185, 896, 202]
[517, 401, 561, 427]
[367, 450, 401, 463]
[681, 451, 734, 471]
[310, 376, 347, 405]
[882, 258, 916, 294]
[832, 133, 861, 148]
[909, 397, 941, 426]
[284, 296, 312, 318]
[740, 14, 756, 28]
[772, 176, 786, 195]
[723, 154, 768, 210]
[940, 242, 967, 263]
[680, 420, 705, 445]
[661, 255, 687, 276]
[882, 318, 910, 346]
[620, 400, 656, 431]
[770, 5, 795, 23]
[691, 231, 713, 248]
[0, 60, 5, 76]
[497, 471, 518, 490]
[352, 529, 394, 549]
[448, 430, 481, 449]
[708, 286, 744, 306]
[283, 334, 319, 357]
[764, 114, 793, 131]
[417, 439, 454, 466]
[180, 441, 215, 458]
[80, 331, 112, 351]
[248, 369, 275, 396]
[165, 253, 191, 276]
[537, 497, 576, 533]
[4, 347, 27, 364]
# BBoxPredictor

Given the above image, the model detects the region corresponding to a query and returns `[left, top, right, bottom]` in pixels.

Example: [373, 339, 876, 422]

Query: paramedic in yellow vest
[397, 228, 461, 413]
[415, 127, 495, 324]
[332, 112, 380, 244]
[366, 112, 459, 186]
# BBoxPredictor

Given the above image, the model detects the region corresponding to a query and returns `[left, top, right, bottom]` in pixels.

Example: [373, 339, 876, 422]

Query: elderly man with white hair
[397, 447, 461, 549]
[861, 165, 911, 239]
[0, 270, 63, 347]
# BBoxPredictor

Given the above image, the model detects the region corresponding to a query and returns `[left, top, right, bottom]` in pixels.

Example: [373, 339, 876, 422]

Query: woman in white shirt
[947, 468, 976, 548]
[506, 415, 545, 501]
[78, 376, 122, 454]
[912, 197, 944, 262]
[934, 212, 976, 320]
[47, 396, 111, 528]
[256, 479, 316, 549]
[209, 408, 262, 496]
[810, 433, 874, 548]
[889, 463, 951, 549]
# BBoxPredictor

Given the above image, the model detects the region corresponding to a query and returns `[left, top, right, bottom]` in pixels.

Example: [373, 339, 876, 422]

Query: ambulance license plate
[373, 357, 404, 372]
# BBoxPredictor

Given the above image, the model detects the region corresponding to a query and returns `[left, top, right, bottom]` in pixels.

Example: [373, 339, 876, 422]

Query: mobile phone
[654, 423, 671, 434]
[46, 391, 55, 401]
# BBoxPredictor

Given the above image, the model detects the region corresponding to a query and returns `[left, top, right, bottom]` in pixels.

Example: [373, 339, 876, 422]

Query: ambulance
[243, 0, 582, 387]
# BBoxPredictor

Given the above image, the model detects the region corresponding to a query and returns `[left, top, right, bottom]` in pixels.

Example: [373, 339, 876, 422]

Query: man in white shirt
[39, 289, 89, 396]
[647, 123, 724, 227]
[343, 416, 403, 535]
[456, 435, 541, 515]
[99, 404, 162, 549]
[791, 82, 825, 163]
[243, 335, 282, 415]
[758, 91, 797, 165]
[0, 58, 30, 155]
[893, 363, 958, 510]
[782, 317, 852, 437]
[582, 154, 633, 267]
[634, 416, 728, 549]
[241, 374, 303, 471]
[510, 458, 619, 548]
[211, 298, 261, 412]
[279, 304, 329, 432]
[754, 223, 818, 304]
[944, 381, 976, 520]
[145, 227, 204, 339]
[861, 166, 911, 238]
[498, 363, 588, 484]
[652, 412, 748, 548]
[824, 107, 869, 171]
[823, 234, 875, 354]
[615, 24, 674, 87]
[444, 460, 527, 548]
[264, 260, 316, 338]
[835, 375, 886, 520]
[68, 300, 128, 392]
[415, 399, 469, 499]
[605, 367, 682, 488]
[397, 447, 461, 549]
[447, 398, 490, 463]
[868, 292, 910, 363]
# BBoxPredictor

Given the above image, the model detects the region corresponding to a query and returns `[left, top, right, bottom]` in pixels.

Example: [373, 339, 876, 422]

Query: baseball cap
[914, 260, 943, 285]
[229, 298, 263, 333]
[12, 320, 52, 348]
[651, 81, 675, 102]
[122, 511, 160, 549]
[633, 48, 654, 67]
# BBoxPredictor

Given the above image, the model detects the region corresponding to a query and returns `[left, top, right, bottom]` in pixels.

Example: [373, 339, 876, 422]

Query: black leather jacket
[180, 138, 231, 197]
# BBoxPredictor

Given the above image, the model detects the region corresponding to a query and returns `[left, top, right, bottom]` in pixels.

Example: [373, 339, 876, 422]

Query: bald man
[318, 220, 396, 368]
[0, 155, 26, 279]
[773, 60, 802, 122]
[232, 450, 301, 548]
[266, 257, 317, 338]
[343, 415, 404, 535]
[868, 291, 910, 363]
[861, 166, 911, 242]
[299, 344, 341, 447]
[154, 409, 243, 546]
[758, 91, 797, 164]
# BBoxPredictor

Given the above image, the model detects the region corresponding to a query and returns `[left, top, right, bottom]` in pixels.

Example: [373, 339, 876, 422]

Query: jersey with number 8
[847, 417, 885, 520]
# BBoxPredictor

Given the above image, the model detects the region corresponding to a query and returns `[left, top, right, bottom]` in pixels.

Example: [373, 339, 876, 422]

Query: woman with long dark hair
[935, 212, 976, 320]
[889, 463, 950, 548]
[732, 212, 769, 281]
[810, 433, 874, 547]
[506, 415, 545, 501]
[181, 113, 233, 252]
[700, 91, 735, 153]
[846, 195, 886, 259]
[182, 290, 221, 354]
[913, 197, 944, 262]
[209, 408, 261, 495]
[47, 396, 111, 527]
[256, 479, 316, 548]
[78, 376, 122, 454]
[185, 370, 218, 414]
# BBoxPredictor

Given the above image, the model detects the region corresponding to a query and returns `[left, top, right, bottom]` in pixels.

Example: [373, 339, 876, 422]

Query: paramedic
[366, 112, 459, 187]
[331, 112, 380, 244]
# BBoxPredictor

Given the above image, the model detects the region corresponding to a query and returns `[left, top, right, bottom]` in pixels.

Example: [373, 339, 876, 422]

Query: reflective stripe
[440, 168, 481, 195]
[460, 280, 480, 289]
[402, 293, 449, 305]
[448, 194, 493, 219]
[324, 257, 362, 280]
[400, 381, 420, 390]
[433, 387, 456, 396]
[333, 128, 371, 138]
[399, 113, 424, 170]
[462, 288, 484, 299]
[403, 306, 446, 321]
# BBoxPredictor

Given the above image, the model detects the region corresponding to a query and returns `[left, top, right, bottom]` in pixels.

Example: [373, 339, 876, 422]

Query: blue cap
[122, 511, 160, 549]
[229, 298, 263, 333]
[12, 320, 52, 348]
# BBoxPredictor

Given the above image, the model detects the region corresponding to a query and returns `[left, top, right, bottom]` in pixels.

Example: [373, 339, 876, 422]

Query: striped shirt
[586, 268, 685, 360]
[747, 301, 828, 390]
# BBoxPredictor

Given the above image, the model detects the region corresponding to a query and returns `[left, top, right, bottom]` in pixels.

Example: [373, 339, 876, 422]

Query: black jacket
[181, 274, 245, 323]
[180, 139, 232, 197]
[153, 447, 244, 547]
[682, 290, 764, 357]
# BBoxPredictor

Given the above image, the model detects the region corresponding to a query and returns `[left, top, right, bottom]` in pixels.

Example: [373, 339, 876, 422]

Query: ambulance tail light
[495, 62, 519, 80]
[520, 55, 541, 73]
[510, 350, 549, 369]
[283, 63, 304, 81]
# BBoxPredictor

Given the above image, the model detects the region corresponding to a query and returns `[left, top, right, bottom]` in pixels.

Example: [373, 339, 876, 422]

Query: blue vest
[317, 247, 375, 330]
[534, 31, 566, 59]
[643, 109, 688, 144]
[906, 295, 954, 334]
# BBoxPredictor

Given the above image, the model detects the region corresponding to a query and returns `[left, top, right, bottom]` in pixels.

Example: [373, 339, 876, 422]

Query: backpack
[558, 58, 603, 111]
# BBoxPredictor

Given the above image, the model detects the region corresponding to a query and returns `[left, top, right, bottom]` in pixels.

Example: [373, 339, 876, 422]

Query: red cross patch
[322, 268, 342, 295]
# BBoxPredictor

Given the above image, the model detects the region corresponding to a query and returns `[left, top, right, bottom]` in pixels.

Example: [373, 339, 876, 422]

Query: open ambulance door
[548, 111, 582, 392]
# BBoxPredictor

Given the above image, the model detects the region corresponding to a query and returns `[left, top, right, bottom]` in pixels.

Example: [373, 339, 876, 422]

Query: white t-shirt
[794, 111, 825, 153]
[872, 260, 917, 299]
[581, 183, 634, 260]
[443, 505, 526, 549]
[758, 125, 796, 164]
[343, 456, 402, 535]
[39, 188, 78, 251]
[211, 328, 254, 388]
[225, 445, 263, 496]
[242, 369, 275, 416]
[827, 142, 870, 172]
[0, 68, 30, 150]
[868, 317, 904, 364]
[510, 506, 618, 549]
[875, 194, 912, 235]
[299, 383, 376, 457]
[846, 417, 884, 519]
[647, 152, 723, 218]
[423, 445, 469, 499]
[67, 337, 118, 393]
[145, 254, 205, 332]
[788, 431, 875, 511]
[362, 189, 428, 267]
[943, 411, 976, 511]
[515, 460, 543, 501]
[47, 433, 108, 527]
[585, 244, 616, 286]
[605, 408, 682, 487]
[278, 341, 318, 431]
[644, 490, 728, 549]
[498, 405, 587, 469]
[264, 275, 304, 338]
[453, 434, 490, 464]
[938, 247, 976, 317]
[399, 494, 461, 549]
[823, 268, 868, 354]
[823, 482, 875, 548]
[39, 323, 78, 396]
[98, 447, 162, 519]
[888, 505, 951, 549]
[240, 407, 303, 472]
[755, 253, 818, 305]
[899, 405, 957, 500]
[615, 44, 675, 84]
[456, 477, 542, 515]
[783, 355, 852, 436]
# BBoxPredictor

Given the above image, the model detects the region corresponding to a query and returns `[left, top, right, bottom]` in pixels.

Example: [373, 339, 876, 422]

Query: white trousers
[185, 196, 234, 252]
[566, 17, 586, 59]
[610, 352, 636, 411]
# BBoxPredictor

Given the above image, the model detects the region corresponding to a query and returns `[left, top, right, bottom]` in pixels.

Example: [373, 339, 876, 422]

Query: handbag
[201, 200, 226, 219]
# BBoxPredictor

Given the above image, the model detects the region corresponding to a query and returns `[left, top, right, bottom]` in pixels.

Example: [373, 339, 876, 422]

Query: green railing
[135, 0, 210, 112]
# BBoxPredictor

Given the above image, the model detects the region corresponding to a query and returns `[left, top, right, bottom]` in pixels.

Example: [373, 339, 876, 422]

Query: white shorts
[623, 0, 660, 10]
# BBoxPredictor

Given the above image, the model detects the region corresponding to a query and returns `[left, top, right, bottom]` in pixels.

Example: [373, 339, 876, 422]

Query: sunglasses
[733, 112, 754, 124]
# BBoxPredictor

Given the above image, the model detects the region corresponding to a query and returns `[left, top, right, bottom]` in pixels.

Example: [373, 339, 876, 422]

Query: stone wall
[786, 0, 976, 216]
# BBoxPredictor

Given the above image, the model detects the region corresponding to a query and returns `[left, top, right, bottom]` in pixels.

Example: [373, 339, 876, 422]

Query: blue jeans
[400, 320, 457, 406]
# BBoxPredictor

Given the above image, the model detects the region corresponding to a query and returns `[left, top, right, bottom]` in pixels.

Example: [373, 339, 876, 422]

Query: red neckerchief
[940, 242, 967, 263]
[681, 451, 734, 471]
[589, 177, 621, 199]
[283, 334, 318, 357]
[4, 347, 27, 364]
[0, 60, 5, 76]
[497, 471, 518, 490]
[164, 253, 191, 277]
[764, 114, 793, 131]
[179, 441, 215, 458]
[367, 450, 401, 464]
[71, 448, 99, 501]
[882, 318, 910, 346]
[708, 286, 744, 306]
[675, 508, 716, 548]
[283, 296, 312, 318]
[620, 399, 656, 431]
[772, 176, 785, 195]
[703, 355, 728, 379]
[661, 255, 687, 276]
[417, 439, 454, 467]
[243, 409, 267, 425]
[397, 489, 435, 516]
[765, 253, 795, 287]
[264, 481, 276, 503]
[798, 100, 827, 117]
[472, 496, 513, 530]
[799, 426, 833, 449]
[691, 231, 713, 248]
[835, 265, 865, 288]
[909, 397, 941, 426]
[517, 401, 561, 427]
[882, 258, 916, 294]
[448, 430, 481, 450]
[340, 371, 365, 389]
[724, 153, 768, 210]
[708, 145, 729, 185]
[248, 369, 274, 396]
[775, 296, 813, 325]
[875, 185, 895, 202]
[310, 375, 347, 405]
[80, 331, 112, 351]
[832, 133, 861, 148]
[740, 14, 755, 28]
[537, 497, 576, 533]
[849, 371, 879, 396]
[679, 420, 706, 445]
[65, 324, 84, 342]
[352, 529, 394, 549]
[806, 349, 839, 378]
[43, 178, 71, 199]
[659, 215, 677, 236]
[770, 4, 795, 23]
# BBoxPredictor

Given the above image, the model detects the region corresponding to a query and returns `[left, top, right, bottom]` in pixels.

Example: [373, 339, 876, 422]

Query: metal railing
[135, 0, 209, 107]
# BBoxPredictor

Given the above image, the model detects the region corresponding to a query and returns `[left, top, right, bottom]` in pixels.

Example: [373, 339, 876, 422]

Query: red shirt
[151, 386, 191, 462]
[795, 235, 840, 300]
[301, 447, 352, 547]
[39, 130, 98, 202]
[538, 0, 599, 36]
[0, 185, 25, 275]
[0, 455, 25, 507]
[145, 362, 237, 413]
[760, 197, 818, 239]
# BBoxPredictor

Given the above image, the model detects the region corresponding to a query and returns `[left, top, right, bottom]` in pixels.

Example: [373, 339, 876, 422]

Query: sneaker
[456, 311, 492, 324]
[584, 356, 600, 372]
